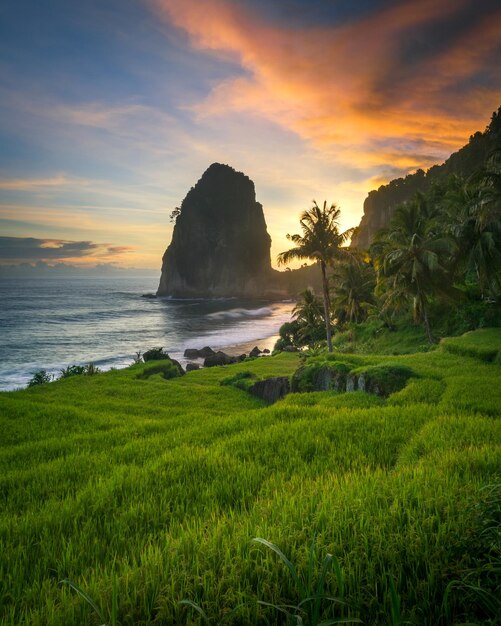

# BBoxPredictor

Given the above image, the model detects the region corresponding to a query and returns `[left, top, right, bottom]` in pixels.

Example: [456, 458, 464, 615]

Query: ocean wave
[206, 307, 272, 321]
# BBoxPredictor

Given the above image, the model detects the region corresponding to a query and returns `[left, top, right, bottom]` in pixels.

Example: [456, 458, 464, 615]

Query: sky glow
[0, 0, 500, 269]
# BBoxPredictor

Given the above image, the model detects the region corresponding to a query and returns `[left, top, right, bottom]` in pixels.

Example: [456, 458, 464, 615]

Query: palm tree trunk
[320, 261, 333, 352]
[419, 293, 436, 344]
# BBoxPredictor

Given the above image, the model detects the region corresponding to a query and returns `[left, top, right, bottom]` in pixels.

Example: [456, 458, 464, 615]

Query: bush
[220, 371, 258, 391]
[59, 365, 86, 378]
[137, 361, 183, 380]
[27, 370, 52, 387]
[143, 347, 170, 362]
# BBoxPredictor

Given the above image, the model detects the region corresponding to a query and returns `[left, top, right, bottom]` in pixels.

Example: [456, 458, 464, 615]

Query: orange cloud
[151, 0, 501, 177]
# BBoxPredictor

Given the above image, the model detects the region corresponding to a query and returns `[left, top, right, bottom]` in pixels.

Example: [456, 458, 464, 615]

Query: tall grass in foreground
[0, 338, 500, 624]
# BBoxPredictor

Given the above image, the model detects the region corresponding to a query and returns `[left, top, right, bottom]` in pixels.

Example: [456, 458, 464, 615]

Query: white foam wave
[206, 307, 272, 320]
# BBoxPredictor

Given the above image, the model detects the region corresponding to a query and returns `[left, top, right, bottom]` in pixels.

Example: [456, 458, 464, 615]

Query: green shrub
[137, 361, 182, 380]
[59, 365, 86, 378]
[27, 370, 53, 387]
[143, 347, 170, 362]
[220, 371, 258, 391]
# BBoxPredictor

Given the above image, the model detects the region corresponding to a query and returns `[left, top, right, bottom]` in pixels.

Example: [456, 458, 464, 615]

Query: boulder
[184, 348, 200, 359]
[250, 377, 290, 404]
[186, 362, 200, 372]
[263, 348, 270, 354]
[203, 351, 237, 367]
[249, 346, 262, 357]
[198, 346, 216, 358]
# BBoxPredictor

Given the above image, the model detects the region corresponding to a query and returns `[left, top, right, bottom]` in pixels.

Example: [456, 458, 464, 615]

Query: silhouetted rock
[198, 346, 216, 358]
[203, 351, 238, 367]
[249, 346, 262, 357]
[184, 349, 200, 359]
[250, 377, 290, 404]
[186, 363, 200, 372]
[263, 348, 270, 354]
[157, 163, 273, 297]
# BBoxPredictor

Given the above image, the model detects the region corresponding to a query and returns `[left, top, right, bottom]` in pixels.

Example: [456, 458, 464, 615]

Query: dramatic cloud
[0, 237, 134, 265]
[152, 0, 501, 168]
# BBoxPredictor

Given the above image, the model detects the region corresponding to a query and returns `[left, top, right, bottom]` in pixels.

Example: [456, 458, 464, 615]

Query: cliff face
[157, 163, 273, 297]
[353, 106, 501, 249]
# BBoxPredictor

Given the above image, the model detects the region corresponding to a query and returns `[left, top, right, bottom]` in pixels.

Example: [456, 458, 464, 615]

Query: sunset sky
[1, 0, 500, 270]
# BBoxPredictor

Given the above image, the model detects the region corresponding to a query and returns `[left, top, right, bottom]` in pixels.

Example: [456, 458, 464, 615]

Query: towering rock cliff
[157, 163, 273, 297]
[353, 106, 501, 249]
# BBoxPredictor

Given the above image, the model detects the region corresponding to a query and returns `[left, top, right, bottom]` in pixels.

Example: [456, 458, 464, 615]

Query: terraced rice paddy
[0, 329, 500, 625]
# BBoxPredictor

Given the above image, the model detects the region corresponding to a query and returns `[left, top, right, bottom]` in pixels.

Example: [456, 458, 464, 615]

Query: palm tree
[452, 152, 501, 297]
[330, 257, 376, 325]
[291, 288, 325, 346]
[277, 201, 353, 351]
[374, 200, 455, 343]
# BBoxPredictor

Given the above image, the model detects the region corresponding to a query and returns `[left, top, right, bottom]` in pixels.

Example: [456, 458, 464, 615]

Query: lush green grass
[441, 327, 501, 363]
[0, 334, 500, 625]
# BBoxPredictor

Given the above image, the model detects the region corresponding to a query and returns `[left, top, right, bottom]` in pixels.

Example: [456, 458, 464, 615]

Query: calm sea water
[0, 277, 293, 391]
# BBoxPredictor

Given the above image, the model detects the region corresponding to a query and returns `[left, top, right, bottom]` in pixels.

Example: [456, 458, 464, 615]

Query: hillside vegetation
[0, 329, 500, 625]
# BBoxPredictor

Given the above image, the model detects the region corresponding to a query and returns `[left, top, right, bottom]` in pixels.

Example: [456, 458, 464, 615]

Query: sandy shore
[176, 334, 280, 368]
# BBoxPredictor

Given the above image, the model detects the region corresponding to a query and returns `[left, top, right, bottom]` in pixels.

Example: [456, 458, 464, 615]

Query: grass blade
[59, 579, 106, 624]
[253, 537, 303, 594]
[179, 599, 209, 622]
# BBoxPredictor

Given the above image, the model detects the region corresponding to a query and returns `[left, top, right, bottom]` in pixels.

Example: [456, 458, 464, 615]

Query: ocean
[0, 277, 293, 391]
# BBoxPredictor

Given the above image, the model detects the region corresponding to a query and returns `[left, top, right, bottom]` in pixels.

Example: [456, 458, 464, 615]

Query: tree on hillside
[454, 151, 501, 297]
[330, 256, 376, 325]
[291, 288, 325, 346]
[277, 201, 353, 351]
[373, 199, 456, 343]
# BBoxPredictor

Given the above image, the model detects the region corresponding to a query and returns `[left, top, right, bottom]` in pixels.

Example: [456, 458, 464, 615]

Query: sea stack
[157, 163, 273, 297]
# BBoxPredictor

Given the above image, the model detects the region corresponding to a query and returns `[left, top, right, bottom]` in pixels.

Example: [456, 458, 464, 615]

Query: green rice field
[1, 329, 500, 625]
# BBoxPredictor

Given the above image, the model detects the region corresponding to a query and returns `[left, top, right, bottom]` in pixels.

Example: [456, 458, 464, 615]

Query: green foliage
[1, 332, 500, 625]
[142, 347, 170, 362]
[278, 200, 354, 352]
[275, 320, 303, 351]
[84, 363, 101, 376]
[220, 371, 258, 391]
[27, 369, 52, 387]
[330, 256, 376, 326]
[59, 365, 86, 378]
[137, 360, 183, 380]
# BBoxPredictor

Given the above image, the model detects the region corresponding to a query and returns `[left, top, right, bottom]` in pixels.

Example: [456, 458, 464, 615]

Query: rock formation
[157, 163, 273, 298]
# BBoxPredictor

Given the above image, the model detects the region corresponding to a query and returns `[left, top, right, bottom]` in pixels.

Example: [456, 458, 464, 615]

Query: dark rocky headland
[157, 163, 321, 298]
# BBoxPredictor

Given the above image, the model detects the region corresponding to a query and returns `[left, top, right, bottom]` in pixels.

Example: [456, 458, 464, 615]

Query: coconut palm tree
[277, 201, 354, 351]
[330, 257, 376, 325]
[374, 200, 455, 343]
[291, 288, 325, 346]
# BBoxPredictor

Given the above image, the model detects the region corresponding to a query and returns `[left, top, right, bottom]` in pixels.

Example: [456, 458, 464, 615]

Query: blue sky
[1, 0, 500, 269]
